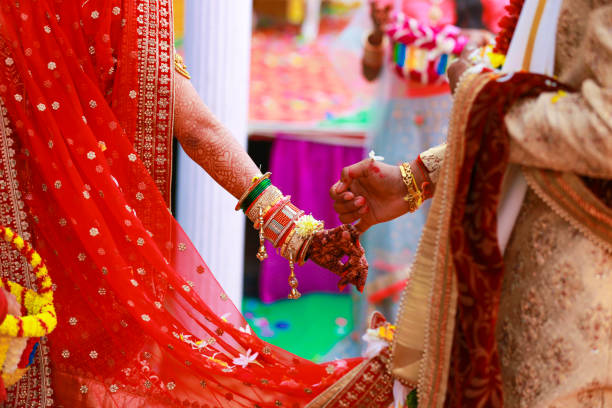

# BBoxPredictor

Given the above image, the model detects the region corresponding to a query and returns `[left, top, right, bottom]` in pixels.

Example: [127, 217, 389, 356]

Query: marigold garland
[493, 0, 526, 55]
[0, 226, 57, 392]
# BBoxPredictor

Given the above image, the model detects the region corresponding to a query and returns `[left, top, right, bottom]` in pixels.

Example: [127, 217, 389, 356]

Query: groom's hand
[329, 159, 411, 232]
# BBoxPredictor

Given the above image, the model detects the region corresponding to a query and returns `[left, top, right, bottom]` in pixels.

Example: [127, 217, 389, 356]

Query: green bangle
[242, 178, 271, 212]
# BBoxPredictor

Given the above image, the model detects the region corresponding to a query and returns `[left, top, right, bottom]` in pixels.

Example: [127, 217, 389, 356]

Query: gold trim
[391, 73, 492, 408]
[522, 0, 548, 70]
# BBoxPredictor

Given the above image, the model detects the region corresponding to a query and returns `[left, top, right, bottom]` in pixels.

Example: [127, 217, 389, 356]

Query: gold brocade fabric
[498, 190, 612, 408]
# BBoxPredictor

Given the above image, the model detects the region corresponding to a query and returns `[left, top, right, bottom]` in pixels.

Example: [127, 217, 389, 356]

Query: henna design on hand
[173, 74, 260, 199]
[308, 224, 368, 292]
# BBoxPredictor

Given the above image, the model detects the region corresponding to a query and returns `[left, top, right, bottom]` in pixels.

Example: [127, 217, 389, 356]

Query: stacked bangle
[235, 172, 271, 211]
[243, 178, 271, 212]
[399, 162, 424, 212]
[247, 186, 283, 223]
[236, 173, 324, 299]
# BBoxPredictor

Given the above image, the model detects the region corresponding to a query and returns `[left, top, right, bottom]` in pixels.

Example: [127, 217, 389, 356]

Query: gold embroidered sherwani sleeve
[505, 5, 612, 178]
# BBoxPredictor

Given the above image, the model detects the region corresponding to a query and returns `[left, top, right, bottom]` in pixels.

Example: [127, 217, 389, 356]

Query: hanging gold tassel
[256, 207, 268, 261]
[287, 252, 301, 300]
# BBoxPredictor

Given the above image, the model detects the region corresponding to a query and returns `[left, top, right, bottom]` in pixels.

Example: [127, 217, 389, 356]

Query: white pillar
[176, 0, 252, 308]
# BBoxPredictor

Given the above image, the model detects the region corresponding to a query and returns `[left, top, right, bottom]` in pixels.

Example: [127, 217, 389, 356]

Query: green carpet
[242, 293, 353, 363]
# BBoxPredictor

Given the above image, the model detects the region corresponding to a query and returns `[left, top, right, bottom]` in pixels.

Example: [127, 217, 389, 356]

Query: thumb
[340, 159, 372, 186]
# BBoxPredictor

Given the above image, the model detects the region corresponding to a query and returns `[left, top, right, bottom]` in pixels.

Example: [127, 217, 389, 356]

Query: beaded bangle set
[237, 173, 324, 299]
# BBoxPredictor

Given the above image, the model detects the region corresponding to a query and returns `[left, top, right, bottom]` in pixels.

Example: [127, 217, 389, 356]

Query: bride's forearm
[173, 74, 260, 199]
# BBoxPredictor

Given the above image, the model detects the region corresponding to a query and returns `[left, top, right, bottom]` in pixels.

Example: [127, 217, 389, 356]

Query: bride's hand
[308, 224, 368, 292]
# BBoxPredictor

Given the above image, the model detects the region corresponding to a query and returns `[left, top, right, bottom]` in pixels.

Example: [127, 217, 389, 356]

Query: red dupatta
[0, 1, 360, 407]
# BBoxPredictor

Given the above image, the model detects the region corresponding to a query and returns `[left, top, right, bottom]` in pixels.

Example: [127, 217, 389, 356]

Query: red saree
[0, 1, 360, 406]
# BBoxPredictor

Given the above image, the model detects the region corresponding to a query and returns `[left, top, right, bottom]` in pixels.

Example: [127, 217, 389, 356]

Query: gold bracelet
[281, 227, 306, 261]
[399, 162, 424, 212]
[174, 50, 191, 79]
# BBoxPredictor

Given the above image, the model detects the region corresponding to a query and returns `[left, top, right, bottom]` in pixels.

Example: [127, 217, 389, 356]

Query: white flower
[112, 7, 121, 15]
[37, 103, 46, 111]
[47, 61, 56, 70]
[89, 100, 97, 108]
[232, 349, 258, 368]
[89, 227, 99, 236]
[51, 101, 60, 110]
[141, 314, 150, 322]
[14, 94, 22, 101]
[238, 325, 252, 335]
[130, 279, 138, 287]
[128, 153, 137, 162]
[5, 58, 13, 66]
[91, 10, 100, 19]
[361, 329, 388, 358]
[294, 215, 324, 238]
[129, 90, 137, 99]
[87, 151, 96, 160]
[44, 25, 51, 33]
[368, 150, 384, 161]
[89, 350, 98, 359]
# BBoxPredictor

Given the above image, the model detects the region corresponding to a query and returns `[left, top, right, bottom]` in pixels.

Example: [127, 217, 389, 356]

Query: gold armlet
[174, 50, 191, 80]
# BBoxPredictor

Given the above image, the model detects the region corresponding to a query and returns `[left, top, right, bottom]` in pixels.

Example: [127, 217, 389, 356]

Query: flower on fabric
[362, 328, 389, 358]
[232, 349, 259, 368]
[294, 215, 324, 239]
[368, 150, 384, 161]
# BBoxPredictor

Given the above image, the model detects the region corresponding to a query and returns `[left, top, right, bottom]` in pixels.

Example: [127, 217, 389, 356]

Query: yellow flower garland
[0, 226, 57, 387]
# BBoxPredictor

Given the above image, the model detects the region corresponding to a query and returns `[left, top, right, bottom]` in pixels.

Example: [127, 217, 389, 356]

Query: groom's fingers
[339, 210, 362, 224]
[340, 159, 371, 186]
[333, 196, 365, 214]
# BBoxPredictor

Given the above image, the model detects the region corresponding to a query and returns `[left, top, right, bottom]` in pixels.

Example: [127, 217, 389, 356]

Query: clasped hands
[308, 159, 419, 291]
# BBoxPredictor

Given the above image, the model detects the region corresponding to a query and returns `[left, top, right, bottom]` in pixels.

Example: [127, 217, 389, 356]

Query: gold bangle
[282, 227, 306, 261]
[247, 186, 283, 224]
[399, 162, 424, 212]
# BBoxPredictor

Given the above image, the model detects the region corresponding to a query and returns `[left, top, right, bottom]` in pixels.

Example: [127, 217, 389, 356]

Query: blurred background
[171, 0, 504, 363]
